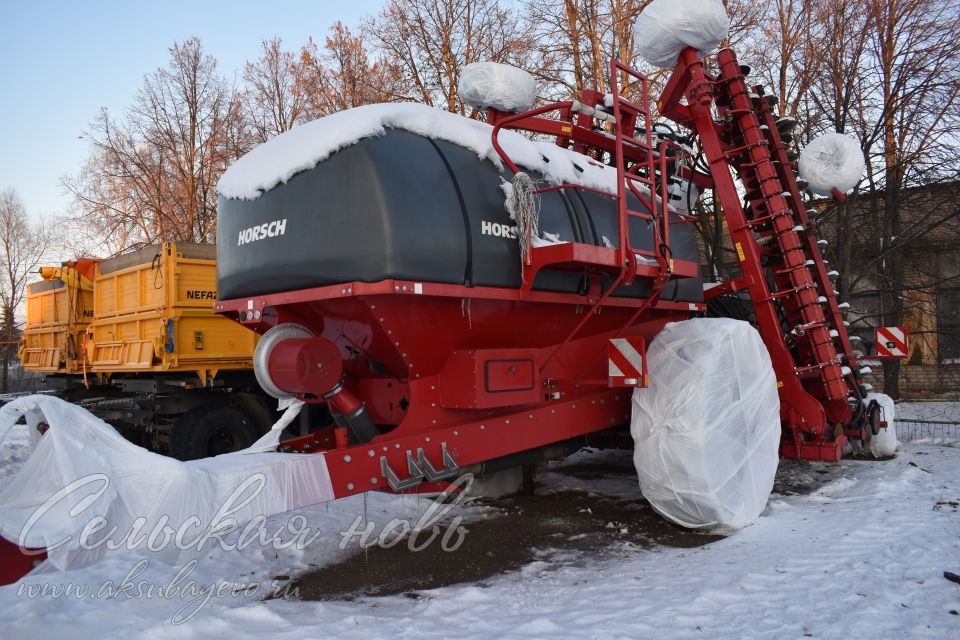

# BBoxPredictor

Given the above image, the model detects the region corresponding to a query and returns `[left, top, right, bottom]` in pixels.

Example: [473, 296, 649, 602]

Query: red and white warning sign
[608, 336, 648, 387]
[875, 326, 908, 359]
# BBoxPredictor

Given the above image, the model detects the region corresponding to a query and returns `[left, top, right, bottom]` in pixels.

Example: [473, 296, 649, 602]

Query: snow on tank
[217, 103, 632, 202]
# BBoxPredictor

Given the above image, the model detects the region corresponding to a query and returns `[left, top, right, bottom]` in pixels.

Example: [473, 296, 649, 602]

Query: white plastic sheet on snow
[458, 62, 536, 113]
[633, 0, 730, 68]
[631, 318, 781, 530]
[218, 103, 636, 201]
[799, 133, 865, 196]
[0, 395, 334, 572]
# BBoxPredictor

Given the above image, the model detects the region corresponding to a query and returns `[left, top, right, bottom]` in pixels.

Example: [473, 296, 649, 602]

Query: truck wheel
[168, 405, 259, 460]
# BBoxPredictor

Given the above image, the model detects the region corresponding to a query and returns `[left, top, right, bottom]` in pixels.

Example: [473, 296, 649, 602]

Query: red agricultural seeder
[220, 45, 875, 507]
[0, 45, 881, 586]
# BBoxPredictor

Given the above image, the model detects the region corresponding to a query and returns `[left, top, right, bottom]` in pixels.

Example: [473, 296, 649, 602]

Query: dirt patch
[289, 488, 721, 601]
[772, 458, 848, 495]
[934, 499, 959, 512]
[288, 450, 860, 602]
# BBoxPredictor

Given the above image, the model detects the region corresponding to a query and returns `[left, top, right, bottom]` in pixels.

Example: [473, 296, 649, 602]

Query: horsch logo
[238, 219, 287, 246]
[481, 220, 518, 239]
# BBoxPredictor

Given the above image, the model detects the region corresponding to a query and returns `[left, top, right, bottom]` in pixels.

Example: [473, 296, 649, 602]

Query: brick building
[837, 181, 960, 398]
[699, 180, 959, 399]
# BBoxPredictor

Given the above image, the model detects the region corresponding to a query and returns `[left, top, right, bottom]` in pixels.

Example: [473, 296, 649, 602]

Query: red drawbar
[0, 536, 45, 586]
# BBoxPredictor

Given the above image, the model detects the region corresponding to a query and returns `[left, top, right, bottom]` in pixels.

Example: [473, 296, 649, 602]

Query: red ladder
[489, 59, 698, 300]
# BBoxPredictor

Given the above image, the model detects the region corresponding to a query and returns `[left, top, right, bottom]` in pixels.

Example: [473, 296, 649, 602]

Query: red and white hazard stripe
[608, 337, 647, 387]
[875, 326, 907, 358]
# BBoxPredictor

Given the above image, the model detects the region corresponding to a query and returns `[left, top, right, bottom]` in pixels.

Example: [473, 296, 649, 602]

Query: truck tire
[168, 404, 259, 460]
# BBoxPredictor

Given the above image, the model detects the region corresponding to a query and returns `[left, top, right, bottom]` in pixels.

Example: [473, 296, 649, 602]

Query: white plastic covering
[799, 133, 865, 196]
[631, 318, 781, 530]
[866, 392, 898, 457]
[458, 62, 536, 113]
[0, 395, 334, 572]
[633, 0, 731, 68]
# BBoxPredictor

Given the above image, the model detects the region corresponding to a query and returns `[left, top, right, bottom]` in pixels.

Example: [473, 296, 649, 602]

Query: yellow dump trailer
[19, 259, 99, 374]
[19, 244, 285, 460]
[86, 243, 256, 386]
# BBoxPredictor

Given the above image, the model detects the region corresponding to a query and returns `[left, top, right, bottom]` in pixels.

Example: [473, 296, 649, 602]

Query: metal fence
[895, 419, 960, 441]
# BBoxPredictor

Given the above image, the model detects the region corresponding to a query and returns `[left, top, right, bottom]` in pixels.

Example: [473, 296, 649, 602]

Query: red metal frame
[658, 47, 866, 460]
[488, 60, 685, 296]
[218, 283, 690, 501]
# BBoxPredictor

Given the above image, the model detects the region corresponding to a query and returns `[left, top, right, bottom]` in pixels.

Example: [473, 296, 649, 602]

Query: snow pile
[218, 103, 631, 201]
[631, 318, 781, 530]
[1, 438, 958, 638]
[0, 416, 31, 493]
[799, 133, 865, 196]
[633, 0, 730, 68]
[0, 395, 334, 572]
[458, 62, 536, 113]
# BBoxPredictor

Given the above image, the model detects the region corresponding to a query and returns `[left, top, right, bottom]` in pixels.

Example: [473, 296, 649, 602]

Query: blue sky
[0, 0, 384, 220]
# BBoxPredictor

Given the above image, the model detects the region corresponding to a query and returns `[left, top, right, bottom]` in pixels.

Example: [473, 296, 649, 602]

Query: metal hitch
[380, 443, 459, 491]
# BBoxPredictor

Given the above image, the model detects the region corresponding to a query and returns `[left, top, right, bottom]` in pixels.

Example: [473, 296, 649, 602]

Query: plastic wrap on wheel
[457, 62, 537, 113]
[0, 394, 333, 572]
[633, 0, 730, 68]
[866, 392, 898, 457]
[631, 318, 781, 530]
[799, 133, 865, 196]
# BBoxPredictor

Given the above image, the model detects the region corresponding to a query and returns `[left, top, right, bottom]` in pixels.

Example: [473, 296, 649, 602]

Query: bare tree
[525, 1, 764, 102]
[526, 0, 653, 100]
[0, 189, 51, 393]
[746, 0, 821, 120]
[852, 0, 960, 396]
[63, 37, 248, 252]
[297, 23, 404, 118]
[363, 0, 531, 114]
[244, 37, 309, 143]
[798, 0, 960, 397]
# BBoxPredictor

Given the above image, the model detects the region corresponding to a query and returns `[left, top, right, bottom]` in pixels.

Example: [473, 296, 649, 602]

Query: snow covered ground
[0, 403, 958, 639]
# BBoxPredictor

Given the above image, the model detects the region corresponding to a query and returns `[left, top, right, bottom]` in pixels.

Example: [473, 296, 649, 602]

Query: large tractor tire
[631, 318, 781, 531]
[168, 404, 260, 460]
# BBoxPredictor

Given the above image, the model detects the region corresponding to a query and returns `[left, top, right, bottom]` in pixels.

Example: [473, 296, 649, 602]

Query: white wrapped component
[631, 318, 781, 531]
[633, 0, 730, 68]
[866, 393, 898, 457]
[457, 62, 536, 113]
[0, 395, 334, 572]
[799, 133, 865, 196]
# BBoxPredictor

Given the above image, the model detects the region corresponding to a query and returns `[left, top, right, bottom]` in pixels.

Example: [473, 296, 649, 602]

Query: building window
[937, 251, 960, 362]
